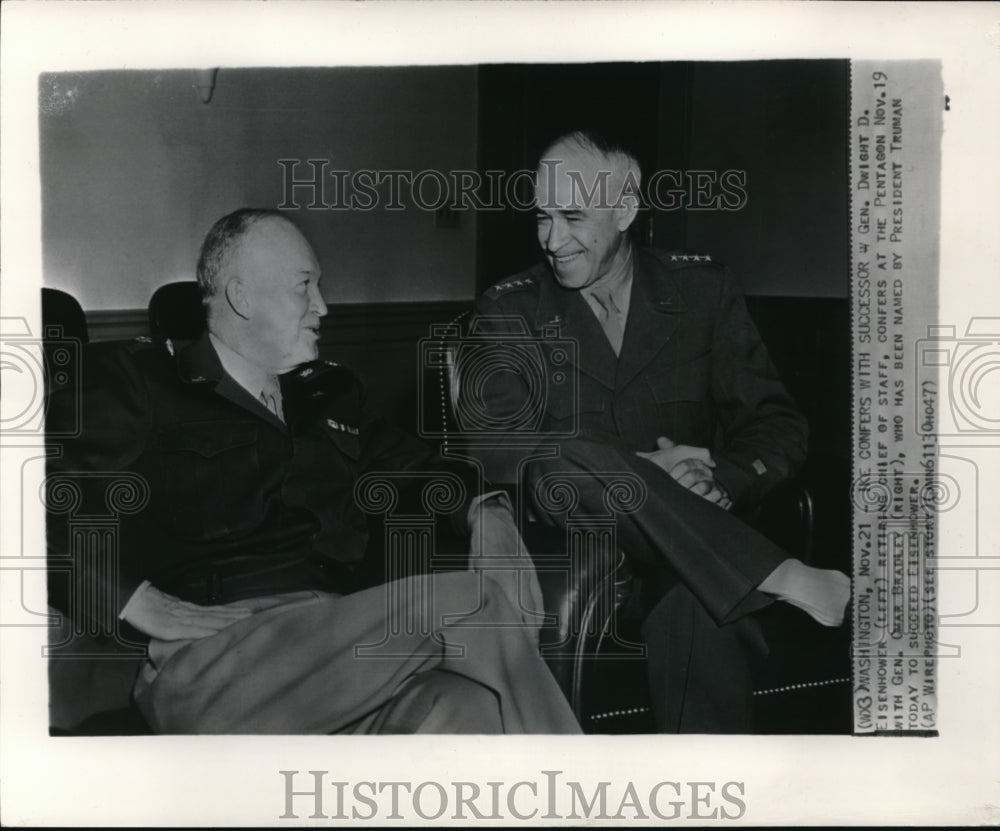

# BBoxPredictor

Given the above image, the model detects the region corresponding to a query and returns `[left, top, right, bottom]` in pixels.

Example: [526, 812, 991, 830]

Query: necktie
[260, 381, 283, 421]
[589, 287, 625, 357]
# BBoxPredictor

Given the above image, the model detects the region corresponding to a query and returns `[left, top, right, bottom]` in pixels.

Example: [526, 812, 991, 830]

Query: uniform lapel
[177, 333, 287, 430]
[615, 248, 685, 391]
[534, 268, 618, 391]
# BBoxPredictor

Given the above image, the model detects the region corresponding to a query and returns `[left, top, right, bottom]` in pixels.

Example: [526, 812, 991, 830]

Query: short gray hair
[538, 129, 642, 194]
[195, 208, 291, 300]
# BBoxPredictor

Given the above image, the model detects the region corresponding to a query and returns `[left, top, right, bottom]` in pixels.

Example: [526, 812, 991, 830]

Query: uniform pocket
[155, 422, 263, 539]
[544, 382, 608, 438]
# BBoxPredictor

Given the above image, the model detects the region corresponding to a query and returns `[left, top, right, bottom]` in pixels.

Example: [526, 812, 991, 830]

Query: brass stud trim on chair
[589, 706, 651, 722]
[752, 677, 850, 696]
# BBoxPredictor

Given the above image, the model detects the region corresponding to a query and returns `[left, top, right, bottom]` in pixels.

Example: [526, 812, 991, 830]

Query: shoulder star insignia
[487, 275, 537, 298]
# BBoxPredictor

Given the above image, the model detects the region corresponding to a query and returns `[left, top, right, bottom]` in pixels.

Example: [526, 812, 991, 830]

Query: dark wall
[478, 61, 849, 299]
[666, 61, 850, 298]
[477, 62, 662, 289]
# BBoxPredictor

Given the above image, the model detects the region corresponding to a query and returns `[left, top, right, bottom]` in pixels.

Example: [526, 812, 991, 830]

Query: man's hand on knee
[637, 437, 732, 510]
[122, 582, 252, 641]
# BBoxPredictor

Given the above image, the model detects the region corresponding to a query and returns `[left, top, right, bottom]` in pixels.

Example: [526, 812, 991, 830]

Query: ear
[615, 195, 639, 233]
[224, 277, 251, 320]
[614, 168, 642, 232]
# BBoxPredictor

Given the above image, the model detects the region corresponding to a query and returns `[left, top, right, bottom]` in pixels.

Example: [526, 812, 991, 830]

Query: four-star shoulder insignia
[669, 254, 712, 263]
[485, 276, 537, 299]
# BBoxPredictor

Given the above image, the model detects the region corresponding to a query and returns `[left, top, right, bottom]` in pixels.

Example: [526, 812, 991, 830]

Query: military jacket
[468, 247, 808, 508]
[46, 333, 476, 622]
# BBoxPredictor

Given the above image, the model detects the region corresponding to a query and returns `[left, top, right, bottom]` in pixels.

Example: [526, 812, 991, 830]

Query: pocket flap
[156, 422, 258, 458]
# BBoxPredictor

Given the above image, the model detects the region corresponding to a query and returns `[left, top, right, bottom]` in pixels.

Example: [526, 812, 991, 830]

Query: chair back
[148, 281, 205, 346]
[41, 288, 88, 344]
[40, 288, 88, 395]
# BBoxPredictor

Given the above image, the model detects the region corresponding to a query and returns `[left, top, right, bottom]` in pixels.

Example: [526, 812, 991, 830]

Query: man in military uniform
[46, 209, 579, 735]
[468, 131, 849, 732]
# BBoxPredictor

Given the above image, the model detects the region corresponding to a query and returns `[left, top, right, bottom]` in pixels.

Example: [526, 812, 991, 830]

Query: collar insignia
[326, 418, 359, 436]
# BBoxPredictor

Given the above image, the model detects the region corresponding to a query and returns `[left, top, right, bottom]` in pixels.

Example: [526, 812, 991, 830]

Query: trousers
[526, 438, 785, 732]
[133, 571, 581, 734]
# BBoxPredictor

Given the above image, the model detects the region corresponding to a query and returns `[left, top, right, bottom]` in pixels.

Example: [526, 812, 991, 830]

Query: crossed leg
[524, 437, 802, 732]
[134, 571, 581, 735]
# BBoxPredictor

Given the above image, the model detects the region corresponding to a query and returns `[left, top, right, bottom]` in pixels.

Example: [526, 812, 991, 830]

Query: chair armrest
[739, 475, 816, 563]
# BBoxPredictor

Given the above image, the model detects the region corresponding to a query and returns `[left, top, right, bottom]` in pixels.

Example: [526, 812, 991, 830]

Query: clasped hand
[636, 436, 732, 509]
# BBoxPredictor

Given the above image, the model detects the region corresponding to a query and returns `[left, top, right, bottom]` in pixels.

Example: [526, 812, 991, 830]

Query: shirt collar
[208, 332, 279, 399]
[580, 251, 634, 318]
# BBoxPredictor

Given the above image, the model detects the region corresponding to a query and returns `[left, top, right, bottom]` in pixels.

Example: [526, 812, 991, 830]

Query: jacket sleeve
[354, 377, 480, 537]
[46, 342, 154, 625]
[708, 270, 809, 508]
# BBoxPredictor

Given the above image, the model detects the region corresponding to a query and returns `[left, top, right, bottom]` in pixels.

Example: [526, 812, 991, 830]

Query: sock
[758, 558, 851, 627]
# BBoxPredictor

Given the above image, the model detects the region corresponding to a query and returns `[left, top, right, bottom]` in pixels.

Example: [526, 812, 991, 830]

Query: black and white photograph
[2, 2, 998, 826]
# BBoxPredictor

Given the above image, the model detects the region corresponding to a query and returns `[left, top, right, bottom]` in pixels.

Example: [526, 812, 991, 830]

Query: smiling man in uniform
[468, 131, 850, 732]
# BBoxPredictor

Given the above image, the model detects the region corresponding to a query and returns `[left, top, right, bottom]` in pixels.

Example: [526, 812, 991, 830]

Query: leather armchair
[148, 281, 205, 347]
[426, 314, 844, 734]
[422, 316, 654, 730]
